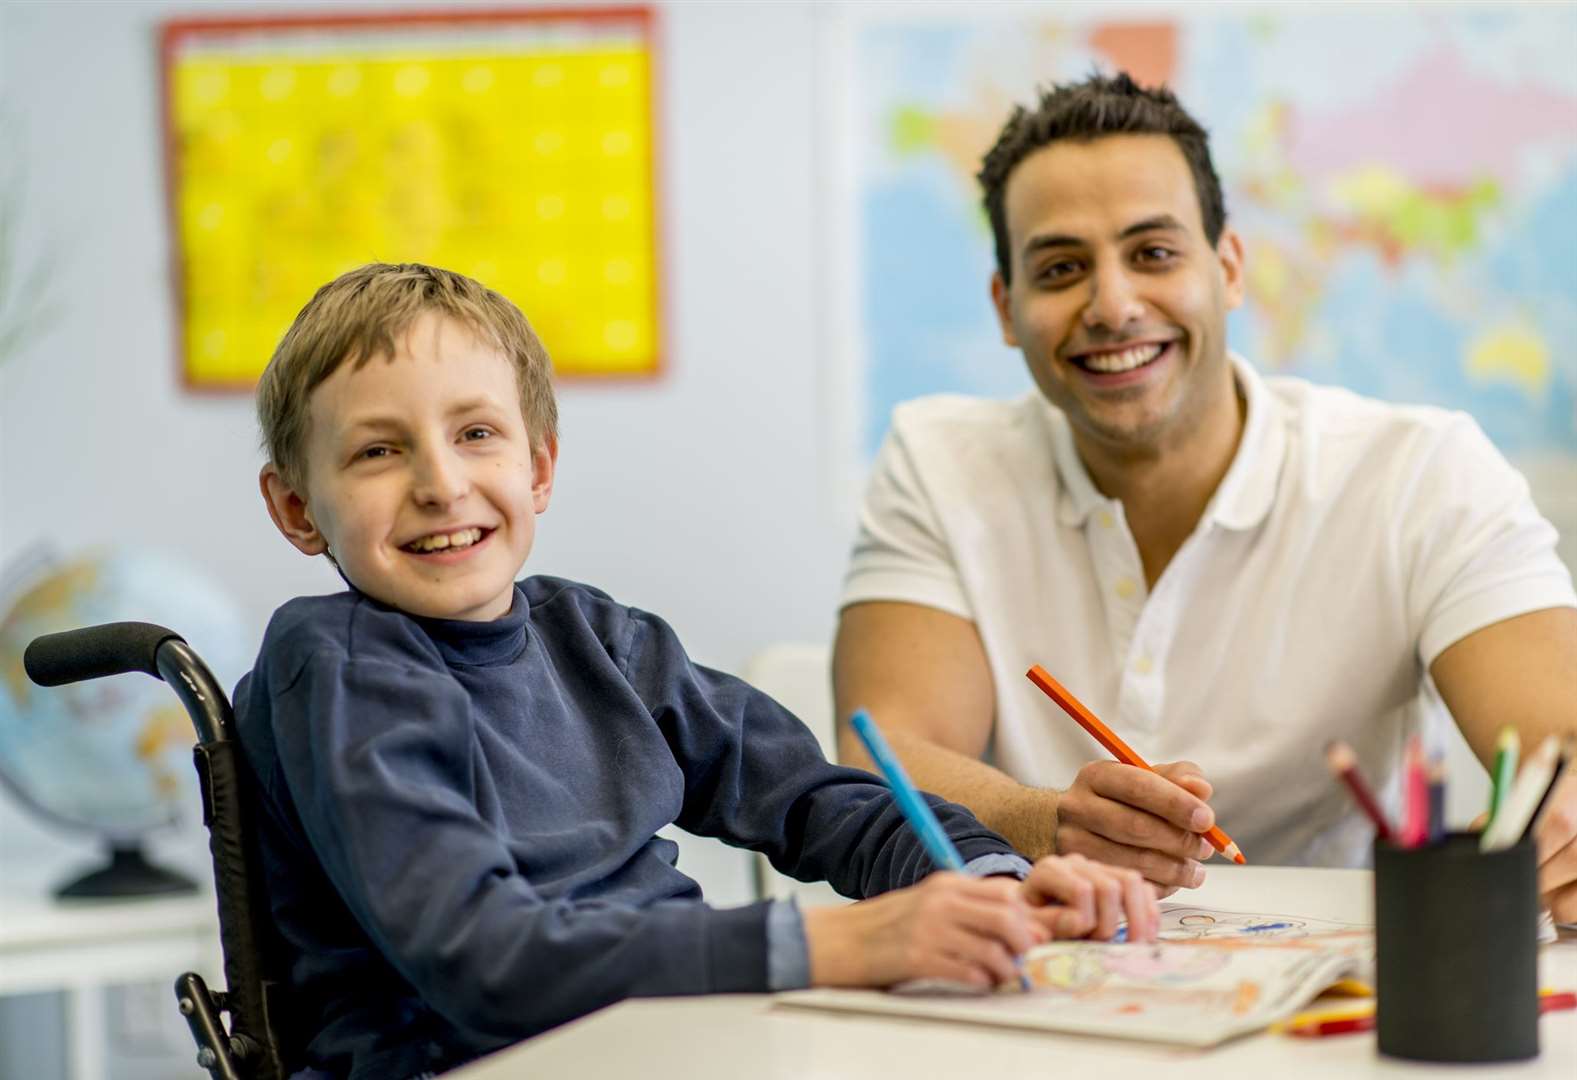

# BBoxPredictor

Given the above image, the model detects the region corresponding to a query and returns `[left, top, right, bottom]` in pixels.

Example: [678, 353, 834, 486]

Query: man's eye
[1036, 260, 1079, 283]
[1136, 246, 1176, 264]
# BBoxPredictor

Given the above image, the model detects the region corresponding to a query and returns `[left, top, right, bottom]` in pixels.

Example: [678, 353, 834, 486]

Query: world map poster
[846, 7, 1577, 565]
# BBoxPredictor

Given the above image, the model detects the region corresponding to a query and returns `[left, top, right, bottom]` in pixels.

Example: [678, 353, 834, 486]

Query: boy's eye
[357, 445, 391, 460]
[461, 426, 494, 442]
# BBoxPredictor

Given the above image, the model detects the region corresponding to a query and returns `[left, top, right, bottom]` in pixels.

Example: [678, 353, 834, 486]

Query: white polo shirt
[842, 356, 1576, 867]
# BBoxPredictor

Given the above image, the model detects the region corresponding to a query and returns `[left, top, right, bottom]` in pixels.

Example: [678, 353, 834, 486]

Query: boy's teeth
[408, 527, 483, 553]
[1082, 342, 1164, 373]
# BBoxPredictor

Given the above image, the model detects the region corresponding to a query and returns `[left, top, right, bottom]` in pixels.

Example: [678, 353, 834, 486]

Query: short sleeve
[840, 412, 974, 619]
[1398, 415, 1577, 666]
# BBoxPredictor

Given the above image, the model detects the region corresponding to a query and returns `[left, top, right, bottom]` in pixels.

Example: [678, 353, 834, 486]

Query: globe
[0, 548, 248, 898]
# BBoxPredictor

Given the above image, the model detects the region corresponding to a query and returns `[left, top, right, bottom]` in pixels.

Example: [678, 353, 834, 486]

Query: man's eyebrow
[1118, 214, 1187, 239]
[1020, 215, 1189, 263]
[1020, 232, 1085, 261]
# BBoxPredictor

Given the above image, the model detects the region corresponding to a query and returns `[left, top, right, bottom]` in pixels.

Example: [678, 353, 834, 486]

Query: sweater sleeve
[620, 610, 1021, 898]
[265, 650, 773, 1039]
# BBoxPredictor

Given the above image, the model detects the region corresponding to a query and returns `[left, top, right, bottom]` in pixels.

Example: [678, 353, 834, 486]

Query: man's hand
[803, 873, 1047, 990]
[1053, 760, 1219, 897]
[1534, 763, 1577, 923]
[1021, 853, 1160, 942]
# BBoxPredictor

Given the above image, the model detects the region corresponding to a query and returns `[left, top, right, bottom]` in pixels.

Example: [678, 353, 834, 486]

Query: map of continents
[855, 9, 1576, 564]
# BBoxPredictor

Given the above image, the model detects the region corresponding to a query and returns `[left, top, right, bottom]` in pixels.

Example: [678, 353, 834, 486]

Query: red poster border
[158, 5, 666, 392]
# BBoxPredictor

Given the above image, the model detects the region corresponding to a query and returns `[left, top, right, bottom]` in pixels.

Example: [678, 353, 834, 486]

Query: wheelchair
[25, 622, 297, 1080]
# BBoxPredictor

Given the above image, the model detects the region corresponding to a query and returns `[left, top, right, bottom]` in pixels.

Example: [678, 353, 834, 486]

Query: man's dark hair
[978, 72, 1226, 283]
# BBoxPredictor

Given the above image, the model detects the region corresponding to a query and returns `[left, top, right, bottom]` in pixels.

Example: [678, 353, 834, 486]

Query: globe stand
[54, 843, 197, 900]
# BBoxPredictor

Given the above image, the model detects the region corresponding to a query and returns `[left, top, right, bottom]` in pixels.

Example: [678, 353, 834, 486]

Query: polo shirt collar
[1045, 352, 1285, 532]
[1207, 354, 1285, 531]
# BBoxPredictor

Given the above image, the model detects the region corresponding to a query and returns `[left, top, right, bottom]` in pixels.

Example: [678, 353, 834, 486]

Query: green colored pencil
[1487, 726, 1521, 827]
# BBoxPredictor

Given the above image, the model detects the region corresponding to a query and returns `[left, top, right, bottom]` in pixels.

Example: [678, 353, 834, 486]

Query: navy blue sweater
[233, 577, 1017, 1079]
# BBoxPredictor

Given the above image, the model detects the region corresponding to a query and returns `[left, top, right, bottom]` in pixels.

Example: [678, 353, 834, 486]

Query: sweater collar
[409, 584, 530, 667]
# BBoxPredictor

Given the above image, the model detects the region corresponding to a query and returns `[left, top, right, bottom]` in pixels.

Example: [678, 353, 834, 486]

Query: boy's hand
[1020, 853, 1160, 942]
[803, 872, 1047, 990]
[1052, 759, 1218, 896]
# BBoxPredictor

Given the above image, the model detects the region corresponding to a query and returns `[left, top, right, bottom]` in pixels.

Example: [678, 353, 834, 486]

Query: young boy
[236, 262, 1158, 1080]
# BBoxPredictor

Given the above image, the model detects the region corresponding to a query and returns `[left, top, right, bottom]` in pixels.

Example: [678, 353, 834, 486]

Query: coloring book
[775, 904, 1375, 1048]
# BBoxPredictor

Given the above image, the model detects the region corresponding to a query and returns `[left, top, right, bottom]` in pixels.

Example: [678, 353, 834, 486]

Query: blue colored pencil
[849, 709, 1030, 991]
[849, 710, 964, 871]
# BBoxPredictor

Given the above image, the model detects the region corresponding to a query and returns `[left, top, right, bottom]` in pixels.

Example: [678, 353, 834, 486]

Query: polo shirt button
[1114, 577, 1137, 599]
[1098, 510, 1116, 529]
[1134, 655, 1153, 675]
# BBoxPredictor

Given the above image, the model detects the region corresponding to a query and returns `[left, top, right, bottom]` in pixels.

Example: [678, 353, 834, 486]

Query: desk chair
[741, 643, 844, 907]
[25, 622, 297, 1080]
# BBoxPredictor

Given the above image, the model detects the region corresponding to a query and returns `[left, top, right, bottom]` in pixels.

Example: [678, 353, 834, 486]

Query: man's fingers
[1536, 832, 1577, 902]
[1155, 760, 1214, 802]
[1546, 879, 1577, 926]
[1063, 787, 1212, 860]
[1083, 761, 1215, 835]
[1059, 819, 1204, 889]
[1532, 771, 1577, 861]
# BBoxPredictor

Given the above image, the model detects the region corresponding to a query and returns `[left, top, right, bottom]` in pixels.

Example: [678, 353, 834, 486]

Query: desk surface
[452, 865, 1577, 1079]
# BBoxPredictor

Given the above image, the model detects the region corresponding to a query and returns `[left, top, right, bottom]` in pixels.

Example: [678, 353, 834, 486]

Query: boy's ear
[531, 436, 559, 514]
[260, 465, 328, 556]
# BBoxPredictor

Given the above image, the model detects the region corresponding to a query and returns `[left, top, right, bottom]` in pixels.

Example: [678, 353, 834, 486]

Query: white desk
[0, 845, 221, 1080]
[451, 866, 1577, 1079]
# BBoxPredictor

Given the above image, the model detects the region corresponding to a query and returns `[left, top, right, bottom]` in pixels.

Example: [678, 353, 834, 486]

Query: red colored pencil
[1324, 740, 1395, 843]
[1540, 991, 1577, 1013]
[1402, 735, 1430, 848]
[1026, 664, 1245, 864]
[1284, 991, 1573, 1038]
[1286, 1014, 1374, 1037]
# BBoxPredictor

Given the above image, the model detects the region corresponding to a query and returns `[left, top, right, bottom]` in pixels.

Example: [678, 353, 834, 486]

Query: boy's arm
[624, 612, 1019, 897]
[271, 653, 778, 1039]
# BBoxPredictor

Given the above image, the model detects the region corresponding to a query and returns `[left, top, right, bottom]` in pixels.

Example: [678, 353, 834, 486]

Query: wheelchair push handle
[23, 620, 185, 686]
[26, 620, 235, 746]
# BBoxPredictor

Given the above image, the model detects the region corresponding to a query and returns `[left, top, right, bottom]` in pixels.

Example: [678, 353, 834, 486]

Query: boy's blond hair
[257, 262, 558, 493]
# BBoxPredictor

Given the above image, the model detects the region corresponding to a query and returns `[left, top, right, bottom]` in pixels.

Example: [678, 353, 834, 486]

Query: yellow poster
[162, 8, 660, 387]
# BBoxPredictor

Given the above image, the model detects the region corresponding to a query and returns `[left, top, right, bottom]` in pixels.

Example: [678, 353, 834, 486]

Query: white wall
[0, 0, 845, 685]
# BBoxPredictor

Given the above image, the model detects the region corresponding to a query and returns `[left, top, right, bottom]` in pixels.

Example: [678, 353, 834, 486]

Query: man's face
[264, 312, 555, 622]
[990, 134, 1245, 455]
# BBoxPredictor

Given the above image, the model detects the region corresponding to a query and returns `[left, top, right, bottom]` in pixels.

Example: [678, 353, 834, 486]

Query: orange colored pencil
[1027, 664, 1246, 864]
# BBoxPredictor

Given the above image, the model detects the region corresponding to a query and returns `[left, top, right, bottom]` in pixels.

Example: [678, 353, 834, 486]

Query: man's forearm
[842, 727, 1060, 859]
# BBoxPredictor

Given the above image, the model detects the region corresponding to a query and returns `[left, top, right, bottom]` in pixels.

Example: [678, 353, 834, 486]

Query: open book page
[775, 905, 1376, 1048]
[1149, 905, 1375, 982]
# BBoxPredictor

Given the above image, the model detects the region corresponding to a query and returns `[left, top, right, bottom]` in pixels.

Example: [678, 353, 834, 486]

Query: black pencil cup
[1374, 832, 1539, 1062]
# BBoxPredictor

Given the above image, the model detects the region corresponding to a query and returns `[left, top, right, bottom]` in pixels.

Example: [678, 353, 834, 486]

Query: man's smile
[1064, 339, 1179, 386]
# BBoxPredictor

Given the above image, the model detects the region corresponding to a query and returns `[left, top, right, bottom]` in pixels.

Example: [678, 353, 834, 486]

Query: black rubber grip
[23, 621, 184, 686]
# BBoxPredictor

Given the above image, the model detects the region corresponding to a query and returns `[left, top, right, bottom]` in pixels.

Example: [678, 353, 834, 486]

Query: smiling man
[833, 73, 1577, 919]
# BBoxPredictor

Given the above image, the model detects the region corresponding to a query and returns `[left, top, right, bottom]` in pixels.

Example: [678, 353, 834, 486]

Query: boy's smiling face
[262, 312, 556, 622]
